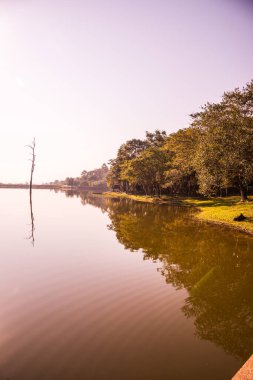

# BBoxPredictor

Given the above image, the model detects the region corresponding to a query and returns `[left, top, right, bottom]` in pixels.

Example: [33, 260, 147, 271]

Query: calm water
[0, 189, 252, 380]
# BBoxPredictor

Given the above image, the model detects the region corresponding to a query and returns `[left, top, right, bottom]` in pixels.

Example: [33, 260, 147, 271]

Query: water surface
[0, 189, 252, 379]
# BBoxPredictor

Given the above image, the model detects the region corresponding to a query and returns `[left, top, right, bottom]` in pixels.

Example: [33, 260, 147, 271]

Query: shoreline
[103, 192, 253, 235]
[0, 184, 107, 191]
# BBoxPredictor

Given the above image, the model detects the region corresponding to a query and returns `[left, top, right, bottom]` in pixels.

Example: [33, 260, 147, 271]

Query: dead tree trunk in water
[27, 138, 36, 198]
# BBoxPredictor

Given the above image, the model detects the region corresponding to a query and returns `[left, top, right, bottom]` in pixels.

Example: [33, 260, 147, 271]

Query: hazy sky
[0, 0, 252, 183]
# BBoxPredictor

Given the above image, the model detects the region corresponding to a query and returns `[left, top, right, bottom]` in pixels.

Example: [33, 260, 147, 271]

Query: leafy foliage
[107, 80, 253, 200]
[51, 164, 109, 188]
[192, 81, 253, 199]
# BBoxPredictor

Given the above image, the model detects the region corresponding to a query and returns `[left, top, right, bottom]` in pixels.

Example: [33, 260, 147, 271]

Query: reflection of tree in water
[64, 191, 253, 360]
[28, 191, 35, 245]
[63, 190, 108, 211]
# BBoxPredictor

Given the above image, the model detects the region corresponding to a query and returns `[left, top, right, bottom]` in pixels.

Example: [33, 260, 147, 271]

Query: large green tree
[192, 80, 253, 200]
[107, 139, 147, 192]
[107, 133, 166, 193]
[120, 146, 167, 195]
[162, 128, 198, 195]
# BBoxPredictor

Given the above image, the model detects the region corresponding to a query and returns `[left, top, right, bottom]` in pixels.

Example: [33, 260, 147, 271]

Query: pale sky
[0, 0, 252, 183]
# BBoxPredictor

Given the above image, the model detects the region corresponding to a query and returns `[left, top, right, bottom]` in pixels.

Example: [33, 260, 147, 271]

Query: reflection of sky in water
[0, 189, 252, 380]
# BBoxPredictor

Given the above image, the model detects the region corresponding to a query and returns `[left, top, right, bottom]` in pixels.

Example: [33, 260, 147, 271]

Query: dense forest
[107, 80, 253, 201]
[50, 163, 108, 189]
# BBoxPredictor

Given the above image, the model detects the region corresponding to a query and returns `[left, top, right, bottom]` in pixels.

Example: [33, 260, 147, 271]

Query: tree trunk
[158, 184, 161, 198]
[239, 183, 248, 202]
[27, 138, 36, 198]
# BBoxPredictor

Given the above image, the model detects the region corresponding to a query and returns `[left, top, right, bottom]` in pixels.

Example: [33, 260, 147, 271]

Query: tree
[107, 132, 168, 192]
[80, 164, 108, 188]
[145, 130, 167, 147]
[163, 128, 198, 195]
[107, 139, 147, 192]
[26, 138, 36, 198]
[65, 177, 75, 186]
[120, 146, 167, 195]
[192, 80, 253, 201]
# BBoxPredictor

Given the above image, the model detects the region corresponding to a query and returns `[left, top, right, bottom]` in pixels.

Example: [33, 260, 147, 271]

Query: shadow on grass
[189, 197, 253, 209]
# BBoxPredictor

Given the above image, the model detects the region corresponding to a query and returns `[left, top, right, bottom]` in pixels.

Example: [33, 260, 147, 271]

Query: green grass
[104, 192, 155, 203]
[183, 196, 253, 234]
[103, 192, 253, 234]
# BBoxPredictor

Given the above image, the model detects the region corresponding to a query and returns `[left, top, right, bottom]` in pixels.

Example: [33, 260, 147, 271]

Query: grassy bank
[103, 192, 253, 234]
[184, 196, 253, 234]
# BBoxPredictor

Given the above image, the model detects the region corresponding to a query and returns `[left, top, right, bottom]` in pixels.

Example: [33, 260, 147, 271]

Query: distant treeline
[107, 80, 253, 201]
[50, 164, 109, 189]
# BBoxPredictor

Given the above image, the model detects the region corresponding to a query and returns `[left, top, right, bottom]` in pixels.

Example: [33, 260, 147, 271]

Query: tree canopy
[192, 81, 253, 200]
[107, 80, 253, 200]
[51, 164, 109, 189]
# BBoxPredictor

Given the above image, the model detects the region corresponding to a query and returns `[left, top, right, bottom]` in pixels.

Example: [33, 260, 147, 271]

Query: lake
[0, 189, 252, 380]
